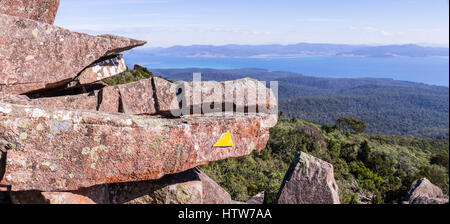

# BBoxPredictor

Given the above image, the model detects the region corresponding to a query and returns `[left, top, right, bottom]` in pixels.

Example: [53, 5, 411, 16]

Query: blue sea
[124, 55, 449, 86]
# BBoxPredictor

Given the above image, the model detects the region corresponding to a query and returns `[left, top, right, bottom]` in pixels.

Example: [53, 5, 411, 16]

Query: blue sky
[55, 0, 449, 47]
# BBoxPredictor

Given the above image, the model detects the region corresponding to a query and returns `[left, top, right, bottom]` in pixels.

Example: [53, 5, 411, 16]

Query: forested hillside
[152, 68, 449, 138]
[200, 116, 449, 204]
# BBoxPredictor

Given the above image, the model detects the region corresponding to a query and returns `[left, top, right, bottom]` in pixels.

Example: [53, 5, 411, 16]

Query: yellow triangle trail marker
[214, 131, 234, 147]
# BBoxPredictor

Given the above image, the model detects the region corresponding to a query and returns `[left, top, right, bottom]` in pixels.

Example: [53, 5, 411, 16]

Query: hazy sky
[54, 0, 449, 47]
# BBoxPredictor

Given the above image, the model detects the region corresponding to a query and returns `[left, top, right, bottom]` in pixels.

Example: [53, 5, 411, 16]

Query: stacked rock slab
[0, 2, 278, 204]
[3, 77, 276, 117]
[0, 13, 146, 94]
[275, 152, 340, 204]
[0, 101, 276, 191]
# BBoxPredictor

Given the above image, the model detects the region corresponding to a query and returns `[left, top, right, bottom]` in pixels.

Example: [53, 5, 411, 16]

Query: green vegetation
[200, 115, 449, 204]
[278, 84, 449, 139]
[102, 65, 153, 86]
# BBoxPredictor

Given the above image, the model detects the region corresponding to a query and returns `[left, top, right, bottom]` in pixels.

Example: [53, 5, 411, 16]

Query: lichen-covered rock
[275, 152, 340, 204]
[0, 101, 276, 191]
[0, 0, 60, 24]
[98, 86, 121, 113]
[31, 92, 100, 111]
[153, 77, 179, 115]
[404, 178, 449, 204]
[0, 13, 146, 94]
[116, 79, 156, 115]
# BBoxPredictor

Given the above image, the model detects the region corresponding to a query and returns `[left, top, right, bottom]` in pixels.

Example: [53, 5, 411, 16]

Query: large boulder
[0, 0, 60, 24]
[275, 152, 340, 204]
[0, 101, 277, 192]
[404, 178, 449, 204]
[0, 13, 146, 94]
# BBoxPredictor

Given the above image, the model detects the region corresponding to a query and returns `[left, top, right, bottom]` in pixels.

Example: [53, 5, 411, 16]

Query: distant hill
[152, 68, 449, 139]
[133, 43, 449, 58]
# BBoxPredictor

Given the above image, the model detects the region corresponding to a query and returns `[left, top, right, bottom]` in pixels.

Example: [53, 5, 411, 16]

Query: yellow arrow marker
[214, 131, 234, 147]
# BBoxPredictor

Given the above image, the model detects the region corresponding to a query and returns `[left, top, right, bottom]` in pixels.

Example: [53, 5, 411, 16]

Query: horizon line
[136, 42, 450, 49]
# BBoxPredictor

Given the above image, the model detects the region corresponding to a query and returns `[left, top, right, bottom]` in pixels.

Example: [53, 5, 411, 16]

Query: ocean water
[124, 55, 449, 86]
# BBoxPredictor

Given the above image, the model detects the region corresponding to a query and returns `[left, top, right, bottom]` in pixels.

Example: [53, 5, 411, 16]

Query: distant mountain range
[132, 43, 449, 58]
[151, 68, 449, 139]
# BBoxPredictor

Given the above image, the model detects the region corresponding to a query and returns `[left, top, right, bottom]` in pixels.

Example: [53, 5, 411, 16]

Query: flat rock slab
[0, 13, 146, 94]
[77, 54, 127, 85]
[0, 102, 277, 191]
[275, 152, 340, 204]
[0, 0, 60, 24]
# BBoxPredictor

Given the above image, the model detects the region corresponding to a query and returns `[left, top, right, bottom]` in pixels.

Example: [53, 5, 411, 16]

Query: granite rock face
[153, 77, 179, 115]
[275, 152, 340, 204]
[0, 13, 146, 94]
[404, 178, 449, 204]
[116, 79, 156, 115]
[0, 101, 276, 191]
[0, 0, 60, 24]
